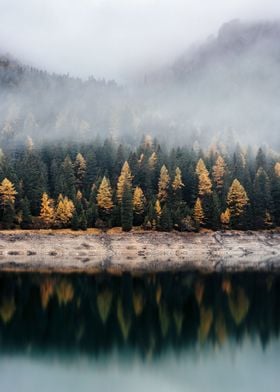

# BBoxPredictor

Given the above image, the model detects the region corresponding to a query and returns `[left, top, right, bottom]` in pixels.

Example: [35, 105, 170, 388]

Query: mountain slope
[1, 20, 280, 148]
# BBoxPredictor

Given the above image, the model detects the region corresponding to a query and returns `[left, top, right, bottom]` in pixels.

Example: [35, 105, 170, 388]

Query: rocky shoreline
[0, 230, 280, 273]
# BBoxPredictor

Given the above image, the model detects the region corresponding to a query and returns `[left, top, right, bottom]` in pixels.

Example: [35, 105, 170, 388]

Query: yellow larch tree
[196, 159, 212, 196]
[97, 176, 114, 212]
[117, 161, 133, 203]
[227, 179, 249, 218]
[220, 208, 231, 228]
[133, 186, 146, 215]
[274, 162, 280, 177]
[155, 199, 162, 217]
[212, 155, 226, 192]
[148, 152, 157, 169]
[193, 198, 205, 225]
[40, 192, 55, 225]
[172, 167, 184, 191]
[0, 178, 17, 206]
[158, 165, 170, 202]
[55, 194, 75, 226]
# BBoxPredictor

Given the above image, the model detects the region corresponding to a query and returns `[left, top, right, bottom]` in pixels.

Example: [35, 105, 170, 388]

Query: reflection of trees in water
[0, 272, 279, 357]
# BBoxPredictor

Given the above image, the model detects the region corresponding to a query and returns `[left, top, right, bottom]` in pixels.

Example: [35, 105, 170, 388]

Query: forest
[0, 136, 279, 232]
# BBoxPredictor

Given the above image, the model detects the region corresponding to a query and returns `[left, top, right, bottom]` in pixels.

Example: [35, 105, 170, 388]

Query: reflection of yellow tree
[228, 287, 250, 325]
[159, 303, 170, 337]
[222, 277, 232, 295]
[56, 280, 74, 305]
[97, 289, 112, 324]
[117, 298, 131, 341]
[215, 312, 227, 345]
[0, 297, 16, 323]
[173, 309, 184, 336]
[198, 306, 213, 343]
[156, 284, 162, 305]
[195, 280, 205, 305]
[133, 290, 145, 316]
[40, 278, 55, 309]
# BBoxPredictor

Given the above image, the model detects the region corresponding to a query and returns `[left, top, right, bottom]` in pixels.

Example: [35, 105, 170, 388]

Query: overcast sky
[0, 0, 280, 81]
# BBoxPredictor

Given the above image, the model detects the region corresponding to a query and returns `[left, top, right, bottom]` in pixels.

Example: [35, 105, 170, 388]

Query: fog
[0, 3, 280, 148]
[1, 0, 280, 80]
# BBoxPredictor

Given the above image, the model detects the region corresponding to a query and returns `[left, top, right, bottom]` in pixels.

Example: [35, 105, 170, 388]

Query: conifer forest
[0, 136, 279, 232]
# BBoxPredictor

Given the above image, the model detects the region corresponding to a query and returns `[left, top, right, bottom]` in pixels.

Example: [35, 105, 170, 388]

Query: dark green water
[0, 271, 279, 391]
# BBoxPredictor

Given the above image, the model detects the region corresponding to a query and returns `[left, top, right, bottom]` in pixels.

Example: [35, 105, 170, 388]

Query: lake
[0, 271, 279, 391]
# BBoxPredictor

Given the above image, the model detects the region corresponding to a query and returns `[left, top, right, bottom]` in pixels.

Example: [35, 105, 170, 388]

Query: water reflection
[0, 271, 279, 358]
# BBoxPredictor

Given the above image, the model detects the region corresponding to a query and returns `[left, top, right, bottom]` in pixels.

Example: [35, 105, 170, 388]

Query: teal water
[0, 272, 279, 391]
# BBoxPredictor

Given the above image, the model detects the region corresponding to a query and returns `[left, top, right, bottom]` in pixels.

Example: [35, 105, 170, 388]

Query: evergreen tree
[21, 149, 47, 215]
[159, 205, 173, 231]
[272, 162, 280, 226]
[121, 183, 133, 232]
[74, 153, 87, 191]
[59, 156, 76, 200]
[19, 197, 32, 229]
[2, 201, 15, 229]
[253, 167, 274, 229]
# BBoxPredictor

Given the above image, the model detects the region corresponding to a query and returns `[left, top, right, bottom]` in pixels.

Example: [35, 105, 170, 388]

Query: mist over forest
[1, 19, 280, 149]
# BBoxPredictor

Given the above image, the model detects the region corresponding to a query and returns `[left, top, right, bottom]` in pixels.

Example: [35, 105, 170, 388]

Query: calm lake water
[0, 271, 279, 392]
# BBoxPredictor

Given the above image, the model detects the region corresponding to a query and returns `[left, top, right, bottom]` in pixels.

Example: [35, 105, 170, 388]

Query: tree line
[0, 136, 279, 231]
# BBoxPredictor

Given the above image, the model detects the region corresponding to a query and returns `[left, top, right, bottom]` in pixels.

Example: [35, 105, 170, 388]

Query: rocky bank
[0, 230, 280, 273]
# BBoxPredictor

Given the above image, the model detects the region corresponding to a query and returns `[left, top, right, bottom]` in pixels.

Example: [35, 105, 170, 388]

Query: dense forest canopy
[0, 20, 280, 231]
[0, 137, 279, 231]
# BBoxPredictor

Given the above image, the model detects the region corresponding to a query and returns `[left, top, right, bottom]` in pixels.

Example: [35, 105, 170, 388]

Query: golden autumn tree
[133, 186, 146, 215]
[193, 198, 205, 226]
[220, 208, 231, 228]
[97, 289, 113, 324]
[212, 155, 226, 192]
[96, 176, 114, 212]
[195, 159, 212, 196]
[117, 161, 133, 203]
[155, 199, 162, 217]
[148, 152, 157, 169]
[0, 178, 17, 206]
[227, 179, 249, 223]
[158, 165, 170, 203]
[55, 194, 75, 226]
[117, 298, 131, 340]
[40, 192, 55, 226]
[56, 279, 74, 305]
[0, 297, 16, 324]
[274, 162, 280, 177]
[172, 167, 184, 191]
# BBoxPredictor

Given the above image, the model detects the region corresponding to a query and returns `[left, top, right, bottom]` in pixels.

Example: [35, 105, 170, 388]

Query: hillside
[1, 20, 280, 147]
